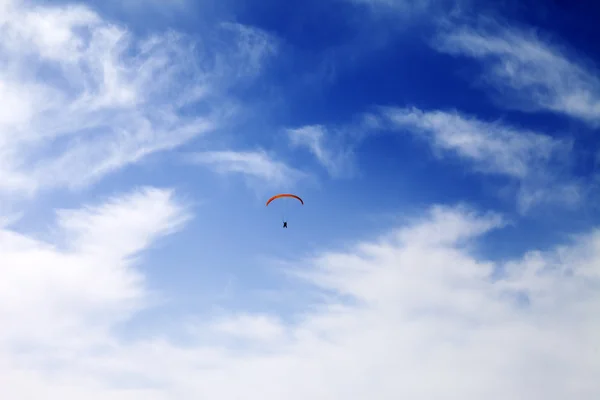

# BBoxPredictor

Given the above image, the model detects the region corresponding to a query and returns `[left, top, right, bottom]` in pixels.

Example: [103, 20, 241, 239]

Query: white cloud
[345, 0, 452, 15]
[379, 106, 582, 212]
[0, 186, 189, 349]
[2, 1, 598, 399]
[0, 185, 191, 399]
[433, 20, 600, 126]
[209, 313, 286, 342]
[107, 0, 190, 12]
[188, 150, 306, 186]
[347, 0, 420, 9]
[219, 22, 279, 79]
[0, 0, 275, 196]
[3, 203, 600, 398]
[286, 125, 355, 178]
[381, 106, 565, 179]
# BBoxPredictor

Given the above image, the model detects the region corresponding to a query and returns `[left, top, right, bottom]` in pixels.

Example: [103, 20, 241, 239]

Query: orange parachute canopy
[266, 193, 304, 206]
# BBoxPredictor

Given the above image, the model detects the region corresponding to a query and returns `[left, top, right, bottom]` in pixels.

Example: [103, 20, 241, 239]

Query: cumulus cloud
[187, 150, 306, 187]
[379, 106, 582, 212]
[0, 0, 275, 196]
[433, 20, 600, 126]
[3, 203, 600, 398]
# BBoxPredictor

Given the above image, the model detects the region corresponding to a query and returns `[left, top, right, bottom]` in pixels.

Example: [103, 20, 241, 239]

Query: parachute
[265, 193, 304, 206]
[266, 193, 303, 227]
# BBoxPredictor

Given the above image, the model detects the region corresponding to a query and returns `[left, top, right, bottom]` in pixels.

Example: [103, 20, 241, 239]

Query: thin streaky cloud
[432, 20, 600, 126]
[188, 150, 306, 186]
[286, 125, 354, 178]
[379, 106, 582, 212]
[381, 106, 567, 179]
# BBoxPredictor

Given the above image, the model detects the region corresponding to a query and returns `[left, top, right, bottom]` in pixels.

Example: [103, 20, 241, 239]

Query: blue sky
[1, 0, 600, 398]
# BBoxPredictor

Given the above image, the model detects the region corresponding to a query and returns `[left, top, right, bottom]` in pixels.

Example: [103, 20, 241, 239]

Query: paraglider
[266, 193, 303, 228]
[265, 193, 304, 206]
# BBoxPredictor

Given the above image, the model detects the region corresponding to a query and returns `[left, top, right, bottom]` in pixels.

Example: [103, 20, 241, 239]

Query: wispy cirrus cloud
[188, 150, 306, 187]
[0, 0, 276, 197]
[432, 20, 600, 126]
[344, 0, 457, 16]
[286, 124, 356, 178]
[378, 106, 582, 212]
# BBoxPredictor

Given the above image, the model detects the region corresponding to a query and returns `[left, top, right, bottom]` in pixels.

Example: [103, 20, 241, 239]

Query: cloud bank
[2, 202, 599, 398]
